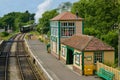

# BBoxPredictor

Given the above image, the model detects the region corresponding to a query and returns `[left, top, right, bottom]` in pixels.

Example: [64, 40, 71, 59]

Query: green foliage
[37, 9, 58, 34]
[72, 0, 120, 34]
[47, 31, 50, 38]
[1, 32, 9, 37]
[102, 31, 118, 47]
[0, 11, 35, 31]
[101, 31, 118, 57]
[84, 27, 101, 38]
[71, 0, 120, 62]
[104, 61, 117, 68]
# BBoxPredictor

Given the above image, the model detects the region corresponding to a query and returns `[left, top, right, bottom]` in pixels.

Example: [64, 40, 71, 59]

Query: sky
[0, 0, 78, 17]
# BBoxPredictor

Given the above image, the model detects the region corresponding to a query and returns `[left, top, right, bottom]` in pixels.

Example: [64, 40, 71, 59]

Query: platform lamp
[112, 23, 120, 67]
[118, 23, 120, 67]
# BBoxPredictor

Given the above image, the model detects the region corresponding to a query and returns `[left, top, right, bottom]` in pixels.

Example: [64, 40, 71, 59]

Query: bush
[39, 38, 43, 42]
[1, 32, 9, 37]
[104, 61, 117, 68]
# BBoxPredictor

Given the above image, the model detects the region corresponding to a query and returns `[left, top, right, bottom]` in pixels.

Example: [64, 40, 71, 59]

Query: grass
[0, 31, 18, 40]
[29, 31, 40, 36]
[28, 31, 50, 44]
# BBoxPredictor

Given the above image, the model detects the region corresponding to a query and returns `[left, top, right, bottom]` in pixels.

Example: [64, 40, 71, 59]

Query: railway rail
[16, 33, 41, 80]
[0, 33, 42, 80]
[0, 34, 17, 80]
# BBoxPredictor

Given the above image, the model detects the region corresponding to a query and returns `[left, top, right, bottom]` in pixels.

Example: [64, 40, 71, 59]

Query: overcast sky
[0, 0, 78, 17]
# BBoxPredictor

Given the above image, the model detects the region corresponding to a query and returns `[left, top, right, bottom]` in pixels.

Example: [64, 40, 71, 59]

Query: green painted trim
[58, 21, 61, 59]
[82, 21, 84, 34]
[51, 36, 57, 42]
[50, 21, 52, 39]
[102, 51, 104, 63]
[67, 46, 74, 51]
[82, 51, 84, 74]
[62, 45, 67, 48]
[74, 52, 81, 66]
[93, 52, 95, 64]
[61, 46, 67, 57]
[114, 51, 115, 64]
[94, 51, 104, 64]
[73, 52, 82, 55]
[66, 46, 74, 64]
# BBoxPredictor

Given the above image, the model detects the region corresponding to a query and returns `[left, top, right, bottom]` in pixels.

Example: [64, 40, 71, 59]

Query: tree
[71, 0, 120, 62]
[37, 9, 58, 34]
[57, 2, 72, 13]
[72, 0, 120, 34]
[0, 11, 35, 31]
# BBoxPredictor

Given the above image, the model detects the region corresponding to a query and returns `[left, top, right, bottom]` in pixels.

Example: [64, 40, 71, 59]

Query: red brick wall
[75, 21, 82, 34]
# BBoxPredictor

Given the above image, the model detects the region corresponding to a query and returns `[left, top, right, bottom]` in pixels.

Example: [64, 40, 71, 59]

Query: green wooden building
[50, 12, 83, 59]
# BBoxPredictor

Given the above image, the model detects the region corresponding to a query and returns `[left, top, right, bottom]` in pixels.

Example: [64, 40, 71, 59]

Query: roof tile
[84, 38, 114, 51]
[61, 34, 114, 51]
[61, 34, 93, 50]
[51, 12, 83, 21]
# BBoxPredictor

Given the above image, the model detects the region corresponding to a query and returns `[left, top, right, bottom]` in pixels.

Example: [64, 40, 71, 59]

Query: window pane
[94, 51, 103, 63]
[75, 54, 80, 65]
[61, 27, 75, 37]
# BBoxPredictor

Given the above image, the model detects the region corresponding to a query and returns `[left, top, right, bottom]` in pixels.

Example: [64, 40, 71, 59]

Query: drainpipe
[82, 51, 84, 75]
[58, 21, 61, 60]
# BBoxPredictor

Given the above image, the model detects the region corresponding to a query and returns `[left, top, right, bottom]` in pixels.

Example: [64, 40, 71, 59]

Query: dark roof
[51, 12, 83, 21]
[61, 34, 114, 51]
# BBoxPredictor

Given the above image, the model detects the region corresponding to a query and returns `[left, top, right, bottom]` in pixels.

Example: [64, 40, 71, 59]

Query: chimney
[76, 11, 79, 18]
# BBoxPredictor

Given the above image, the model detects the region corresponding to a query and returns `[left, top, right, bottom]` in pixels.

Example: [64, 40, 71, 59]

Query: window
[61, 27, 75, 36]
[94, 51, 103, 63]
[68, 22, 75, 26]
[51, 28, 58, 36]
[75, 54, 80, 65]
[61, 46, 66, 57]
[61, 22, 75, 37]
[61, 22, 67, 26]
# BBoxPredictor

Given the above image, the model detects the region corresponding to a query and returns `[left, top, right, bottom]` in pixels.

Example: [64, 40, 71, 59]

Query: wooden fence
[97, 62, 120, 80]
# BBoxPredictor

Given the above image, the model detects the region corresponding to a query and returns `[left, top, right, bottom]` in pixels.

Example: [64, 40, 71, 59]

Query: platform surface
[27, 39, 101, 80]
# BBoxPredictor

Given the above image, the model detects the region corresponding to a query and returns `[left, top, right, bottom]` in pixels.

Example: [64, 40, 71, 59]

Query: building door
[66, 48, 74, 64]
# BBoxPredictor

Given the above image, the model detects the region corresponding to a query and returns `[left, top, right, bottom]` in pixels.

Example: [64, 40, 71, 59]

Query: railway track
[0, 35, 17, 80]
[0, 33, 42, 80]
[16, 33, 41, 80]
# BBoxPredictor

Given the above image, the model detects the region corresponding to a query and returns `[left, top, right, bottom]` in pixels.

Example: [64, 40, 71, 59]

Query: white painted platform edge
[0, 40, 4, 44]
[24, 39, 53, 80]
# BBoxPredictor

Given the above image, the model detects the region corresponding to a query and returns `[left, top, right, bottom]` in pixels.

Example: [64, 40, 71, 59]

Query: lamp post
[118, 23, 120, 67]
[112, 23, 120, 67]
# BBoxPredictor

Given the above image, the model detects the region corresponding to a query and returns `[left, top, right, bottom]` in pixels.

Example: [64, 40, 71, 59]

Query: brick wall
[75, 21, 82, 34]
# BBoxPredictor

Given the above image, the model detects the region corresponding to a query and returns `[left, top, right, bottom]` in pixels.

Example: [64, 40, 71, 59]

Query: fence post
[96, 61, 99, 71]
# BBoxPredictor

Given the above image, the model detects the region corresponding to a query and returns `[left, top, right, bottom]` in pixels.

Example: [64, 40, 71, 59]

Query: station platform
[26, 39, 101, 80]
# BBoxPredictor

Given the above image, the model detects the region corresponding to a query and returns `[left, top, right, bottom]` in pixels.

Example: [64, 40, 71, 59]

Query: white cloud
[34, 0, 53, 23]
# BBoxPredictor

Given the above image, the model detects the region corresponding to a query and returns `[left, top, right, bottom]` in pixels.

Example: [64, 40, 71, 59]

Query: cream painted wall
[61, 44, 67, 60]
[104, 51, 115, 64]
[84, 52, 94, 65]
[73, 49, 82, 70]
[52, 41, 57, 54]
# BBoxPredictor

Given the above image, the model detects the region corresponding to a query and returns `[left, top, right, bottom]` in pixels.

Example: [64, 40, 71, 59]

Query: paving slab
[27, 39, 101, 80]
